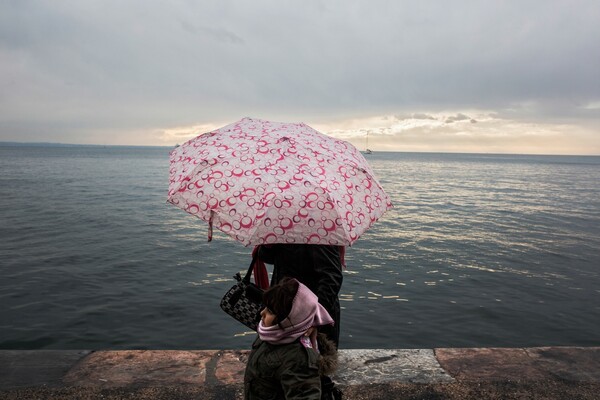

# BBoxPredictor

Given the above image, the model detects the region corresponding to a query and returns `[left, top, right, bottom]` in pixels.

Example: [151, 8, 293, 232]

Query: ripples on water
[0, 146, 599, 349]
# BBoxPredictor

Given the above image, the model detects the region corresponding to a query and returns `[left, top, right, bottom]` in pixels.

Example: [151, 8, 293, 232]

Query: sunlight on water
[234, 331, 256, 338]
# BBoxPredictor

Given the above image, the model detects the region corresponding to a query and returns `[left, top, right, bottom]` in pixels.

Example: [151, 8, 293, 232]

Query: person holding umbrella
[168, 117, 391, 400]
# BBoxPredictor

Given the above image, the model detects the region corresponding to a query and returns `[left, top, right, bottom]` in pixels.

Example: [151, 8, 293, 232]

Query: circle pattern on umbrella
[168, 117, 392, 246]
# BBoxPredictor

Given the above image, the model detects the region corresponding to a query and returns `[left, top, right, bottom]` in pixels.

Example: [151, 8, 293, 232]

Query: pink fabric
[338, 246, 346, 268]
[167, 117, 392, 247]
[258, 280, 334, 345]
[252, 246, 269, 289]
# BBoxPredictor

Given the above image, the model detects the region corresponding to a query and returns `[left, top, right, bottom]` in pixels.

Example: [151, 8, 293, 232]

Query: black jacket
[257, 244, 343, 347]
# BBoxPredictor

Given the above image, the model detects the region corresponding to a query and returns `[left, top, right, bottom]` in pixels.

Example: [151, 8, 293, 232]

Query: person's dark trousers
[321, 376, 342, 400]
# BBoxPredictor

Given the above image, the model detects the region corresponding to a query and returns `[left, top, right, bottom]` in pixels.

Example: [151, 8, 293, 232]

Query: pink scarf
[258, 280, 334, 345]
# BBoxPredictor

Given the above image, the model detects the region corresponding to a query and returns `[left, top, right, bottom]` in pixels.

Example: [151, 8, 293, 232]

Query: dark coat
[244, 334, 338, 400]
[257, 244, 343, 347]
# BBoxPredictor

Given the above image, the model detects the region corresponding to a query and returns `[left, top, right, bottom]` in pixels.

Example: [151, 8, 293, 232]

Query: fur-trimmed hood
[317, 333, 338, 376]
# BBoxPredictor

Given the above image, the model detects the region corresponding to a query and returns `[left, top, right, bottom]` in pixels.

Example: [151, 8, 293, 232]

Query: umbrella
[167, 117, 392, 246]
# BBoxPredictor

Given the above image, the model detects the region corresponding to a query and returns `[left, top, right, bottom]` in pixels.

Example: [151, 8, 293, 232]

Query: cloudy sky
[1, 1, 599, 154]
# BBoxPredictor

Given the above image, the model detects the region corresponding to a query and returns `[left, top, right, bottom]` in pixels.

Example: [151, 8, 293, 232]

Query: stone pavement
[1, 347, 600, 399]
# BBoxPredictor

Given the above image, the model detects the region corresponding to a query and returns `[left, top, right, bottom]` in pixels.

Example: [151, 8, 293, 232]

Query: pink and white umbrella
[167, 117, 392, 246]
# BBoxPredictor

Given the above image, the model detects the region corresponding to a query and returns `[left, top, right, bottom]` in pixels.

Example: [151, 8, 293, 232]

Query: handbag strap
[241, 254, 257, 283]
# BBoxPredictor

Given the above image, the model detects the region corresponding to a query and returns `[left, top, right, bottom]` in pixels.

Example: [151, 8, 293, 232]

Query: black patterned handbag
[220, 256, 265, 331]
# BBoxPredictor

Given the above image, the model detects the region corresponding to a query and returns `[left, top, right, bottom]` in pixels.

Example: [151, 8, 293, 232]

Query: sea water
[1, 144, 599, 349]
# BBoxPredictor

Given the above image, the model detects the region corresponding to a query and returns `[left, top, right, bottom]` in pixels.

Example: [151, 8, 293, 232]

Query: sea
[1, 144, 599, 350]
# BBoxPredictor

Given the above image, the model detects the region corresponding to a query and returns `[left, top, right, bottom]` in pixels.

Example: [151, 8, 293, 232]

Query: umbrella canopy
[168, 117, 392, 246]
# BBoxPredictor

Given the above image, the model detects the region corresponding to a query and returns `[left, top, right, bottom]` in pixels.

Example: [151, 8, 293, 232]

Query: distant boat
[362, 131, 373, 155]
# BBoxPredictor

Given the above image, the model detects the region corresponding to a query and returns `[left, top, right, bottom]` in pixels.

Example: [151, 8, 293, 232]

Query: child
[244, 278, 339, 400]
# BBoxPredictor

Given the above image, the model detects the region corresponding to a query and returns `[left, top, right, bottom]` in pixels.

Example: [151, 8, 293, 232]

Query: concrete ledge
[64, 350, 219, 387]
[336, 349, 454, 384]
[0, 350, 91, 389]
[1, 347, 599, 399]
[436, 347, 600, 382]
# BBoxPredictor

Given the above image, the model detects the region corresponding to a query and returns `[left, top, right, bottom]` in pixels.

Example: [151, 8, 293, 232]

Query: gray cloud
[178, 20, 244, 44]
[445, 113, 471, 123]
[394, 113, 437, 121]
[0, 0, 599, 148]
[412, 113, 436, 120]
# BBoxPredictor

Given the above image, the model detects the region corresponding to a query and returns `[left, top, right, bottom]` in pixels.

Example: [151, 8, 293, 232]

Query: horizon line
[1, 141, 599, 157]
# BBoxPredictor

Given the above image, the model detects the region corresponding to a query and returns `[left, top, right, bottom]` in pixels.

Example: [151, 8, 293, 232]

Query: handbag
[220, 255, 265, 331]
